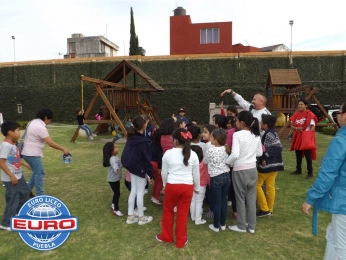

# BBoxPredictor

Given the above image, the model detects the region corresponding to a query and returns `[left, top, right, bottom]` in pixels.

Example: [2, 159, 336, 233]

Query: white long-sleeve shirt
[226, 130, 262, 171]
[234, 93, 271, 137]
[161, 147, 200, 191]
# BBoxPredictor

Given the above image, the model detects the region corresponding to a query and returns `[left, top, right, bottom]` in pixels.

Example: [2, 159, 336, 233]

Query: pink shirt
[226, 128, 236, 148]
[199, 160, 209, 187]
[21, 119, 49, 157]
[160, 134, 173, 155]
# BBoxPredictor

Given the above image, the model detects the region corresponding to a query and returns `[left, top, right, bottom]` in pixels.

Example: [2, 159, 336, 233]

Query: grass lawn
[0, 124, 334, 260]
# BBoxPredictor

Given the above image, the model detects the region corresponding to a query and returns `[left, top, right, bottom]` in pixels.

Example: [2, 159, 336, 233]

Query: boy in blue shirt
[0, 121, 31, 231]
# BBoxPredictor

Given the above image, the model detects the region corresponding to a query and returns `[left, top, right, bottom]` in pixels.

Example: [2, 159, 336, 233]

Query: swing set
[266, 69, 338, 138]
[70, 60, 164, 143]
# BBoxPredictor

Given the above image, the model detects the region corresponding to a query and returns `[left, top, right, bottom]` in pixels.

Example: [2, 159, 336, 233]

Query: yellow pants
[256, 171, 278, 213]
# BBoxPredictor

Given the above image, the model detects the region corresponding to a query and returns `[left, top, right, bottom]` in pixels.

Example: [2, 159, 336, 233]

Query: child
[226, 116, 238, 217]
[256, 114, 284, 217]
[202, 124, 217, 218]
[190, 145, 208, 225]
[160, 118, 177, 154]
[121, 115, 154, 225]
[0, 121, 31, 231]
[226, 111, 262, 234]
[156, 128, 200, 248]
[76, 108, 96, 140]
[103, 142, 123, 217]
[151, 129, 163, 205]
[204, 128, 231, 232]
[188, 124, 206, 156]
[176, 119, 186, 129]
[175, 108, 188, 124]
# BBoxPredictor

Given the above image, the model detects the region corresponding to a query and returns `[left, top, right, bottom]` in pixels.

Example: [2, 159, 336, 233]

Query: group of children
[100, 106, 284, 248]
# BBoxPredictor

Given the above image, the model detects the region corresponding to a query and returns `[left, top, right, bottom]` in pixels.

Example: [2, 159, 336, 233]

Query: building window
[100, 42, 105, 53]
[110, 48, 113, 56]
[200, 28, 219, 44]
[69, 42, 76, 53]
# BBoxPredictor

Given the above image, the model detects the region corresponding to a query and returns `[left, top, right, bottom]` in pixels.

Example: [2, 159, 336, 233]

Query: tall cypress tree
[129, 7, 140, 55]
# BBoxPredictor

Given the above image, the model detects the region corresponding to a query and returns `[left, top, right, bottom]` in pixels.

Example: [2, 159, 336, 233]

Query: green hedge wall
[0, 54, 345, 124]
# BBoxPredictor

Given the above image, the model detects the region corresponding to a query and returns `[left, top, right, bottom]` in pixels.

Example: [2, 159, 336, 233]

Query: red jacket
[290, 110, 318, 160]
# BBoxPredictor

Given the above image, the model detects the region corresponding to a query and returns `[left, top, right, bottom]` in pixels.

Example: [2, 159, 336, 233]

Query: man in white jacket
[221, 89, 271, 136]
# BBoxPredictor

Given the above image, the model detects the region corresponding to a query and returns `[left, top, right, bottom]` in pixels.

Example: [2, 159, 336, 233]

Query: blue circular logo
[11, 195, 78, 251]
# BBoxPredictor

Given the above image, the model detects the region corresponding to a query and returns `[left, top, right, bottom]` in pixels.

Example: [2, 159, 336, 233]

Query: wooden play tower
[266, 69, 338, 138]
[70, 60, 164, 143]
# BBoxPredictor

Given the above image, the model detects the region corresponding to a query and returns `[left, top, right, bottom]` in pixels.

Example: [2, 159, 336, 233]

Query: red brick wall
[170, 15, 233, 55]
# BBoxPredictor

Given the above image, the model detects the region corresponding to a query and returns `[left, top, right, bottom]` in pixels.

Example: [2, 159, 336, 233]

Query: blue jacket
[121, 132, 153, 179]
[305, 125, 346, 235]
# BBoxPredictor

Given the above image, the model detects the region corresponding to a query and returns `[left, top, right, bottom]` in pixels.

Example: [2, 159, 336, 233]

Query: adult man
[221, 89, 271, 136]
[22, 108, 69, 196]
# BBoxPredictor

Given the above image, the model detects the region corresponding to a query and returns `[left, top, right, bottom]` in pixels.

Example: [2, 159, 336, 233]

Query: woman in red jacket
[290, 99, 318, 179]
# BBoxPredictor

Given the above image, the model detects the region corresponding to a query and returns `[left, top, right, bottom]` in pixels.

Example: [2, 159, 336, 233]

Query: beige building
[65, 33, 119, 59]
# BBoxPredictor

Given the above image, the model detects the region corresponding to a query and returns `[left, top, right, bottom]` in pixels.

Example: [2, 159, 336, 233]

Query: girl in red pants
[156, 128, 200, 248]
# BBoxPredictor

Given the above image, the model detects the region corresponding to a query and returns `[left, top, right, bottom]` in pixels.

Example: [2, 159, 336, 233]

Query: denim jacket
[305, 125, 346, 235]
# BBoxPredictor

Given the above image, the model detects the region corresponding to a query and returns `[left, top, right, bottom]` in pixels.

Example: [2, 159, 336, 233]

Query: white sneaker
[151, 197, 162, 205]
[227, 201, 232, 206]
[195, 219, 207, 225]
[0, 225, 11, 231]
[113, 210, 124, 217]
[220, 225, 226, 231]
[111, 204, 114, 210]
[228, 225, 246, 233]
[126, 216, 139, 224]
[89, 136, 94, 140]
[92, 134, 97, 137]
[138, 216, 153, 225]
[144, 189, 148, 195]
[245, 223, 255, 234]
[209, 224, 219, 232]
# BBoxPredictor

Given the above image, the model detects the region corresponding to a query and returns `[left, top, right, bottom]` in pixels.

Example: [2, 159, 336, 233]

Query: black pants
[295, 150, 313, 175]
[228, 170, 237, 213]
[109, 181, 120, 211]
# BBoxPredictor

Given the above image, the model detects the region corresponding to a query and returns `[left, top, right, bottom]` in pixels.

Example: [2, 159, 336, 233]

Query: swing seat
[78, 129, 88, 138]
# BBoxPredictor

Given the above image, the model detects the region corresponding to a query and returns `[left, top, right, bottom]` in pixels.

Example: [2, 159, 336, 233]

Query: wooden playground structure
[266, 69, 338, 138]
[70, 60, 164, 143]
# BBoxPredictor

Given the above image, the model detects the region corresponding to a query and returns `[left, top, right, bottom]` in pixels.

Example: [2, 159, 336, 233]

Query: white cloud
[0, 0, 345, 62]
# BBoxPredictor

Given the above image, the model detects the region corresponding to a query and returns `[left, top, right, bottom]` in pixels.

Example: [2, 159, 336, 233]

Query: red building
[170, 7, 260, 55]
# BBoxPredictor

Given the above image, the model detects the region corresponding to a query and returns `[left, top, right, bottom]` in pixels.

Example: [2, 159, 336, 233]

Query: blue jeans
[79, 124, 93, 137]
[211, 172, 230, 228]
[1, 176, 30, 227]
[22, 156, 45, 196]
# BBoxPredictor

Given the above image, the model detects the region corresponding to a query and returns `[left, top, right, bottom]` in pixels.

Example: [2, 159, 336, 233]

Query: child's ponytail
[171, 128, 192, 166]
[250, 117, 260, 137]
[126, 115, 148, 139]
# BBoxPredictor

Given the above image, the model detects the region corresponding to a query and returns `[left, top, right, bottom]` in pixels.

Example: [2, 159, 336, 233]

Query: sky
[1, 0, 345, 62]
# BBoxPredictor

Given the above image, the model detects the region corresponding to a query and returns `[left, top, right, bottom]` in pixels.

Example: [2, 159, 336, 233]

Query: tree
[129, 7, 140, 55]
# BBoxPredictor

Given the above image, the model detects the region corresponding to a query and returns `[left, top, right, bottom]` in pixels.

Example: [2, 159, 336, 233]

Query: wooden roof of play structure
[70, 60, 164, 143]
[265, 69, 338, 138]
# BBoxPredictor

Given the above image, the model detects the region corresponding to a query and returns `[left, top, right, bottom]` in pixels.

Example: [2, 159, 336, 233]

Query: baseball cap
[178, 108, 185, 113]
